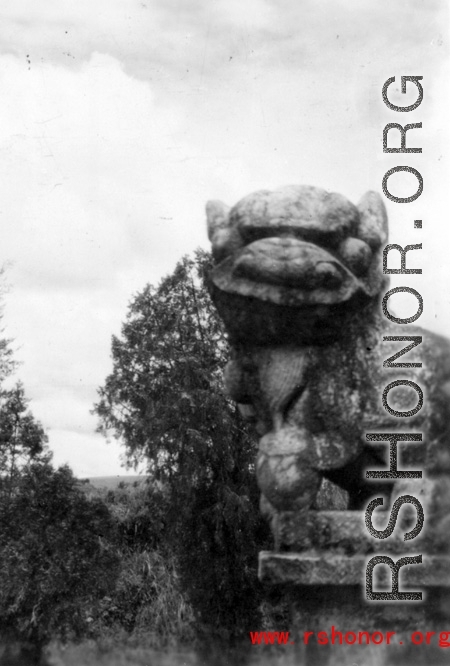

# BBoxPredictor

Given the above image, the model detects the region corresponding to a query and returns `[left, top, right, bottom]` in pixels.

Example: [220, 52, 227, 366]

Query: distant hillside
[80, 475, 148, 490]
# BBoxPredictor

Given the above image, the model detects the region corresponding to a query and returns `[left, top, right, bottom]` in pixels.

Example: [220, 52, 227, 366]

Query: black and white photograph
[0, 1, 449, 665]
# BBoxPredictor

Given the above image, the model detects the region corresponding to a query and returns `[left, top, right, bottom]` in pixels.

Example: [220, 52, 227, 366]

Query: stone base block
[259, 551, 450, 587]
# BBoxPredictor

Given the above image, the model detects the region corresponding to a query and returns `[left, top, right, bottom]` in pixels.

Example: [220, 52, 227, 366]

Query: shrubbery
[92, 480, 195, 647]
[0, 463, 120, 648]
[99, 549, 195, 646]
[105, 480, 170, 552]
[0, 468, 197, 657]
[0, 267, 194, 655]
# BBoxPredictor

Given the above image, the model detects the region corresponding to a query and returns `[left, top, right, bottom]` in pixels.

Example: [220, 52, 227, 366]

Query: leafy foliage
[74, 480, 195, 647]
[0, 269, 123, 651]
[0, 383, 51, 487]
[0, 267, 16, 384]
[0, 463, 120, 646]
[105, 479, 170, 552]
[0, 267, 51, 487]
[98, 549, 195, 646]
[95, 250, 231, 481]
[95, 250, 271, 641]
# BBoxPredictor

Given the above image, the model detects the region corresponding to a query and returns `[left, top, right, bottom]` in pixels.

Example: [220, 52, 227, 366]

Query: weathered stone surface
[258, 551, 450, 587]
[355, 189, 389, 250]
[230, 185, 359, 248]
[233, 238, 348, 290]
[276, 503, 445, 555]
[338, 236, 373, 276]
[206, 200, 242, 262]
[207, 184, 450, 666]
[206, 184, 450, 557]
[207, 185, 450, 516]
[208, 186, 450, 666]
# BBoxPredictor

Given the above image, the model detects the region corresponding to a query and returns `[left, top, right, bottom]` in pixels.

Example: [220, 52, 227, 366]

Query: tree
[0, 266, 16, 384]
[95, 250, 270, 641]
[0, 268, 120, 656]
[0, 383, 50, 490]
[0, 463, 120, 648]
[0, 269, 50, 489]
[95, 250, 233, 481]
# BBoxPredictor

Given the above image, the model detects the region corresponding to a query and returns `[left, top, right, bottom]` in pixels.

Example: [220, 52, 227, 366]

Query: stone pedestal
[205, 184, 450, 665]
[259, 506, 450, 665]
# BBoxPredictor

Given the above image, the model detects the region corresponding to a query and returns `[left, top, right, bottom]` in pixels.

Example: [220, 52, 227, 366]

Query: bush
[97, 549, 195, 647]
[77, 479, 196, 649]
[0, 463, 120, 647]
[104, 479, 170, 552]
[175, 477, 270, 645]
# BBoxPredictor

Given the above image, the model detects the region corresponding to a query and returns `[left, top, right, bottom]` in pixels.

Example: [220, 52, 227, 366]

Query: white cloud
[0, 0, 448, 475]
[0, 52, 212, 474]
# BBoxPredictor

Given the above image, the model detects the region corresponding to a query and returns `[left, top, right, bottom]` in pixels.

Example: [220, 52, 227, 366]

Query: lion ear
[356, 191, 388, 251]
[206, 200, 243, 261]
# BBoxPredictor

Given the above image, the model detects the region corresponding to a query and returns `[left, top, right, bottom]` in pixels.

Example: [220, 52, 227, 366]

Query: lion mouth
[211, 235, 383, 310]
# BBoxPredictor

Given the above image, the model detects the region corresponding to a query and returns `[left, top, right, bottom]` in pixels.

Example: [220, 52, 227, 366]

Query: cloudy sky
[0, 0, 448, 477]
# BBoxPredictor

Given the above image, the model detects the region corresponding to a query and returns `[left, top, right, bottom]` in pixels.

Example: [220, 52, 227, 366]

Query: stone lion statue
[206, 185, 450, 533]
